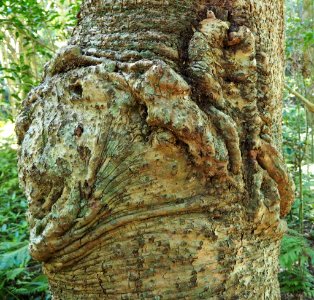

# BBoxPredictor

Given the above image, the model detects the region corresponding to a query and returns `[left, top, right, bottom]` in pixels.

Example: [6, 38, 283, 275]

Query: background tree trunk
[16, 0, 294, 299]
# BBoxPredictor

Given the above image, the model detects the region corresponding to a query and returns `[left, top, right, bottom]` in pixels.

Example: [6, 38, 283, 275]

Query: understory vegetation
[0, 0, 313, 299]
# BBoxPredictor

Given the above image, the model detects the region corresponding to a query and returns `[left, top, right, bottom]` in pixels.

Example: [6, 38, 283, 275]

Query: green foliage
[286, 16, 314, 53]
[0, 0, 81, 121]
[281, 78, 314, 299]
[0, 242, 49, 299]
[279, 230, 314, 297]
[282, 100, 313, 226]
[285, 0, 314, 57]
[282, 102, 307, 164]
[0, 141, 50, 299]
[279, 0, 314, 297]
[0, 242, 30, 271]
[279, 1, 314, 298]
[0, 141, 27, 242]
[0, 0, 81, 297]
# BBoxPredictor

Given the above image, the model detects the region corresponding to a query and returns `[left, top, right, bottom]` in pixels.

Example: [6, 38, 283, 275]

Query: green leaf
[10, 274, 49, 295]
[0, 242, 30, 271]
[6, 267, 25, 280]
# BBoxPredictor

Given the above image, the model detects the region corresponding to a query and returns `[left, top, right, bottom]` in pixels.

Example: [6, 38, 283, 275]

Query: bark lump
[16, 0, 294, 299]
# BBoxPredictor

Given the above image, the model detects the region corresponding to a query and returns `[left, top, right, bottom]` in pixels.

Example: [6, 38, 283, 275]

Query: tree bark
[16, 0, 294, 299]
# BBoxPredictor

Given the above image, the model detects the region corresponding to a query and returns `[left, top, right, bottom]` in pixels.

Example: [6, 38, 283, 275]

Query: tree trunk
[16, 0, 294, 299]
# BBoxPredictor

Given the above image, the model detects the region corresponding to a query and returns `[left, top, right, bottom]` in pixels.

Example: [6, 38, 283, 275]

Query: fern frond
[0, 242, 30, 271]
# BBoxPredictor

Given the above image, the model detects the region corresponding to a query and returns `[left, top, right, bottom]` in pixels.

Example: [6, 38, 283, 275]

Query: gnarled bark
[16, 0, 294, 299]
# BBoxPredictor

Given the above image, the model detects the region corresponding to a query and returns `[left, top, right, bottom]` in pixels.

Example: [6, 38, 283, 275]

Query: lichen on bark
[16, 0, 294, 299]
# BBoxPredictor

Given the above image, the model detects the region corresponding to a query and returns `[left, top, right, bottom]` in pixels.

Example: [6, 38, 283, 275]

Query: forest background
[0, 0, 313, 299]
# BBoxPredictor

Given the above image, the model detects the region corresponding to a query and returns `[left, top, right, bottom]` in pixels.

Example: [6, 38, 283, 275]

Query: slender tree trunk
[16, 0, 294, 299]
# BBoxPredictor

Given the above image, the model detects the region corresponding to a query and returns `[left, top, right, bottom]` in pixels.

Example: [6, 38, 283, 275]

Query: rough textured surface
[16, 0, 294, 299]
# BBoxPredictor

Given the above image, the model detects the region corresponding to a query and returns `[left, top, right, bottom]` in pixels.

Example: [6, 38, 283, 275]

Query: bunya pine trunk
[16, 0, 295, 299]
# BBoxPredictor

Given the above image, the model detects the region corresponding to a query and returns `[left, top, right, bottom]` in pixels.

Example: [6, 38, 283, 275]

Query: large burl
[16, 2, 294, 299]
